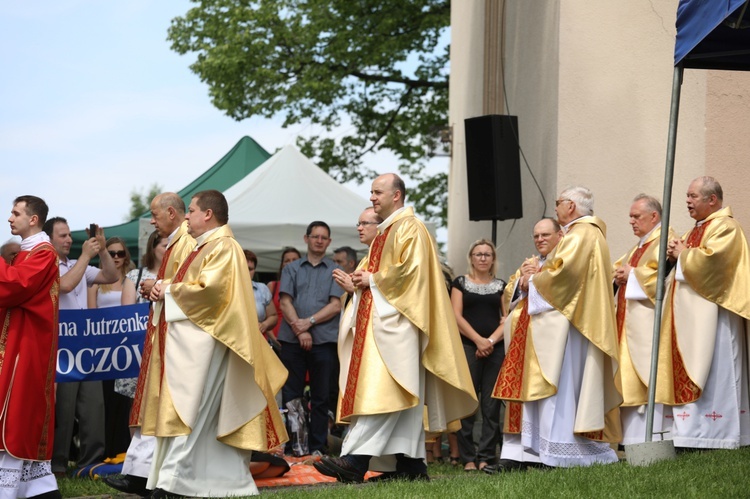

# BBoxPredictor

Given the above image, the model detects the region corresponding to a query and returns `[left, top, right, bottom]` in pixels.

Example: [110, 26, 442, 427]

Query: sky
[0, 1, 447, 245]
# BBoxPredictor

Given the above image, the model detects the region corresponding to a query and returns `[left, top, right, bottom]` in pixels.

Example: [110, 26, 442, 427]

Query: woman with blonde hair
[451, 239, 506, 472]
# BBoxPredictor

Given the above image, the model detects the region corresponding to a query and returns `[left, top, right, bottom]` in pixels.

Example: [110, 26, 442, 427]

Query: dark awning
[676, 0, 750, 70]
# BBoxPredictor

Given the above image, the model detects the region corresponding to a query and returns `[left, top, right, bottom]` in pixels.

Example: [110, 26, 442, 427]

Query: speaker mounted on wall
[464, 115, 522, 221]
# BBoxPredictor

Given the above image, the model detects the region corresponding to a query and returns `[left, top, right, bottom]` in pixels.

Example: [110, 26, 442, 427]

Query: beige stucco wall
[447, 0, 487, 276]
[448, 0, 748, 279]
[706, 71, 750, 239]
[449, 1, 561, 279]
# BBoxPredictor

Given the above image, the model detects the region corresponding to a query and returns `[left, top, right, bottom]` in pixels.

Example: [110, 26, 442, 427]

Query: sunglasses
[108, 250, 127, 258]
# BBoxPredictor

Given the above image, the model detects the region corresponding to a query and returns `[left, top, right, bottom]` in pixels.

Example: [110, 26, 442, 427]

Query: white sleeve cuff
[164, 284, 188, 322]
[675, 257, 686, 282]
[624, 271, 648, 300]
[370, 275, 399, 318]
[527, 280, 554, 316]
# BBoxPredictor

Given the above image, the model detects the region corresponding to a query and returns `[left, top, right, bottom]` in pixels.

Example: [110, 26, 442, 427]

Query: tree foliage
[168, 0, 450, 225]
[127, 183, 162, 221]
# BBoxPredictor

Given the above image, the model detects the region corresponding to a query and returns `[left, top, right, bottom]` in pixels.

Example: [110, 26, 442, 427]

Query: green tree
[167, 0, 450, 225]
[127, 183, 163, 220]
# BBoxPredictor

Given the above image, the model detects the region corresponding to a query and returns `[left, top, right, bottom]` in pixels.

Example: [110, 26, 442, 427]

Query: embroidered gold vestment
[528, 216, 622, 442]
[337, 207, 477, 431]
[656, 207, 750, 405]
[141, 225, 288, 451]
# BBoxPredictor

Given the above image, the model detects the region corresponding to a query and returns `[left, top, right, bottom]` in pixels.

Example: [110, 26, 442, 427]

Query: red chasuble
[0, 242, 59, 460]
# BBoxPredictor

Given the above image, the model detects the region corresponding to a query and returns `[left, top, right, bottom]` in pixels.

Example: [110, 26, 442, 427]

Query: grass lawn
[59, 447, 750, 498]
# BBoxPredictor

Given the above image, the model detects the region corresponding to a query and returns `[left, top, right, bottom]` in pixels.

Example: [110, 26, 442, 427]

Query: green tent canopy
[69, 136, 270, 260]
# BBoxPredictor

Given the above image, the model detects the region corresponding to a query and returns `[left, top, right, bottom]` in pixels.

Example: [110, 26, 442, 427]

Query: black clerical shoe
[313, 456, 366, 483]
[146, 488, 184, 499]
[367, 471, 430, 482]
[26, 491, 62, 499]
[102, 474, 151, 497]
[482, 459, 527, 474]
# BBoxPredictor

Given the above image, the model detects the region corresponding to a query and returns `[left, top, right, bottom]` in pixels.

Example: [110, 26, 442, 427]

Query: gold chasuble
[530, 217, 622, 443]
[657, 206, 750, 405]
[141, 225, 288, 451]
[130, 221, 194, 427]
[337, 207, 477, 431]
[612, 225, 675, 407]
[493, 264, 557, 434]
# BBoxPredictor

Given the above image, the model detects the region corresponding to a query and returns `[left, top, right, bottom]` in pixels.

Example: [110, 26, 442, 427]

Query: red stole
[339, 226, 391, 419]
[615, 240, 653, 341]
[669, 221, 712, 404]
[155, 246, 205, 384]
[129, 242, 181, 426]
[493, 301, 530, 433]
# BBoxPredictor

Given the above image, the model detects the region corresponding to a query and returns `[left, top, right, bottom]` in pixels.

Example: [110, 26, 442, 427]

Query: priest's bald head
[150, 192, 186, 238]
[186, 190, 228, 238]
[686, 176, 723, 222]
[629, 194, 662, 238]
[533, 218, 563, 258]
[371, 173, 406, 220]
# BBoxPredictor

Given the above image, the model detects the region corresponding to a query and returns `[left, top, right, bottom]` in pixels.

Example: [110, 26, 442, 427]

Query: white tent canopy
[222, 145, 373, 273]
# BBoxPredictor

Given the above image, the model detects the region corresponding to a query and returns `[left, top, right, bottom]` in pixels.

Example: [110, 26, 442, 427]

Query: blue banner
[57, 303, 150, 382]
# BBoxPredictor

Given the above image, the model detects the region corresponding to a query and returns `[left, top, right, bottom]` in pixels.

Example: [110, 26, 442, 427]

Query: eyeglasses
[356, 221, 379, 227]
[555, 199, 572, 207]
[533, 233, 554, 240]
[471, 253, 493, 259]
[108, 250, 127, 258]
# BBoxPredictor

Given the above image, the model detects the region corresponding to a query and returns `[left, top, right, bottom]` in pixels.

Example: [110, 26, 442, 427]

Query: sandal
[450, 456, 460, 467]
[478, 461, 489, 472]
[464, 462, 477, 472]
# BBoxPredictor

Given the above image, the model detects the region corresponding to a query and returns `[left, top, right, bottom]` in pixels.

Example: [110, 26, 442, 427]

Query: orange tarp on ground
[255, 456, 380, 488]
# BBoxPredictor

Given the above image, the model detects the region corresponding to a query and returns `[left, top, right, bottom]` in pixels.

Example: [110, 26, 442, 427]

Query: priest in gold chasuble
[143, 190, 287, 497]
[115, 194, 195, 495]
[612, 195, 675, 446]
[315, 174, 477, 483]
[518, 187, 622, 468]
[491, 218, 562, 471]
[657, 177, 750, 450]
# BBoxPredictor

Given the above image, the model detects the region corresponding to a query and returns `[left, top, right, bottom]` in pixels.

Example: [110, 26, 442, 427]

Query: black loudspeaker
[464, 115, 522, 221]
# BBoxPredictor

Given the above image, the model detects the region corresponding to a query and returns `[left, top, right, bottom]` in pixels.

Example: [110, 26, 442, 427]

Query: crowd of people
[0, 173, 748, 498]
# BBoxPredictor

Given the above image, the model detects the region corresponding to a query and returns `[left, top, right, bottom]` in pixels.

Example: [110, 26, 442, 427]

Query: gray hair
[695, 176, 724, 202]
[560, 186, 594, 216]
[632, 194, 662, 217]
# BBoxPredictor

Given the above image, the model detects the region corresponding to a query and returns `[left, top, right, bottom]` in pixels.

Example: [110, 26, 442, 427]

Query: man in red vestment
[0, 195, 61, 499]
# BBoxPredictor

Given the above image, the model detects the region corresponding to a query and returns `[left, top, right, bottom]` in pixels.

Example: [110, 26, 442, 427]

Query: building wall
[448, 0, 747, 279]
[706, 71, 750, 236]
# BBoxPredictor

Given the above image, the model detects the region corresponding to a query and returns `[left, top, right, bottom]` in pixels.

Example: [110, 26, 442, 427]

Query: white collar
[639, 222, 661, 247]
[194, 226, 220, 248]
[20, 231, 49, 251]
[378, 206, 407, 231]
[563, 215, 592, 233]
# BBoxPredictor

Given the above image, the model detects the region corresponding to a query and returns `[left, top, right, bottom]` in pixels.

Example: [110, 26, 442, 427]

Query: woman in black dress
[451, 239, 506, 472]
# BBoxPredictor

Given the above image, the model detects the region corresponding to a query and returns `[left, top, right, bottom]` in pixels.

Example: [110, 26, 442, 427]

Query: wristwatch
[309, 316, 317, 325]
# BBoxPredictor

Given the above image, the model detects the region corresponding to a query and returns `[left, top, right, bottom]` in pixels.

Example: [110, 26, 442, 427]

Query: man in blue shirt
[278, 221, 343, 456]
